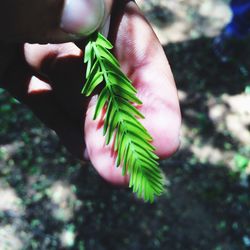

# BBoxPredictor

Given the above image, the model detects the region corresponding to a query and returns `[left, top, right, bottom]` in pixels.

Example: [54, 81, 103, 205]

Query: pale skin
[0, 0, 181, 185]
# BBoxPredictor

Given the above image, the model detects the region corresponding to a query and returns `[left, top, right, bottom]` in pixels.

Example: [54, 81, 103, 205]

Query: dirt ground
[0, 0, 250, 249]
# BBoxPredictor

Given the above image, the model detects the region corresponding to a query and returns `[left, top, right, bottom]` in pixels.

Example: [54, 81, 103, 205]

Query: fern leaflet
[82, 32, 165, 202]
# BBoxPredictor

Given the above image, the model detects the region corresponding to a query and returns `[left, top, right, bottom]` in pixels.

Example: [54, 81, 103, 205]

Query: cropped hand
[0, 0, 181, 185]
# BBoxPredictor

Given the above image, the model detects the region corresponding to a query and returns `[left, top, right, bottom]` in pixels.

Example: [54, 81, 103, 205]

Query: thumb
[0, 0, 111, 43]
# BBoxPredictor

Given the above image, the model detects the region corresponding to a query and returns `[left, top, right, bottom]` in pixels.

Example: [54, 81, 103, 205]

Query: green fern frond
[82, 32, 165, 202]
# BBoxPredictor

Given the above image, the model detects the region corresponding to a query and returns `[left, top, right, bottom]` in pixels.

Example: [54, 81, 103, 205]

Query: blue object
[225, 0, 250, 38]
[213, 0, 250, 62]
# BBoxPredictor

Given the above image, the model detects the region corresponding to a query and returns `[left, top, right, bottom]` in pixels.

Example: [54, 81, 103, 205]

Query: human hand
[0, 0, 111, 42]
[0, 0, 181, 185]
[0, 0, 111, 79]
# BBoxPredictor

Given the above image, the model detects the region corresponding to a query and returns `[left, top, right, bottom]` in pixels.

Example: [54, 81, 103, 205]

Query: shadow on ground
[0, 37, 250, 250]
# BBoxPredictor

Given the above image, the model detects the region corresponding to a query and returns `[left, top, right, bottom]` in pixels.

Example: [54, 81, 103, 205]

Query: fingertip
[147, 109, 181, 159]
[60, 0, 105, 37]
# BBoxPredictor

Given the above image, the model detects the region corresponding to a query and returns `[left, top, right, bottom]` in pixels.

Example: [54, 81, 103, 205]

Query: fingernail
[60, 0, 105, 36]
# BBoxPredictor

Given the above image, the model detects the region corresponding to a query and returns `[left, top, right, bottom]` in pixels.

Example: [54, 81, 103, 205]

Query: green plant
[82, 32, 164, 202]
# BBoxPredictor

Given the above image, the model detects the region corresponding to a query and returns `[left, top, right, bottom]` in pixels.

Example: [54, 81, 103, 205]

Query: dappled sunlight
[180, 91, 250, 171]
[0, 0, 249, 249]
[0, 141, 24, 161]
[0, 183, 25, 249]
[180, 122, 234, 166]
[47, 181, 81, 222]
[0, 185, 24, 214]
[138, 0, 231, 44]
[0, 225, 23, 250]
[177, 90, 188, 102]
[223, 94, 250, 144]
[60, 226, 76, 248]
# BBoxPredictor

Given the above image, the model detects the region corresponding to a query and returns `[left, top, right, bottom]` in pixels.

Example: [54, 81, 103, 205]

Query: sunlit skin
[0, 0, 181, 186]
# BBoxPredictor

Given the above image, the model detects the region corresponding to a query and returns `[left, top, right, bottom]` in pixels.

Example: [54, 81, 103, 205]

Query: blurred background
[0, 0, 250, 249]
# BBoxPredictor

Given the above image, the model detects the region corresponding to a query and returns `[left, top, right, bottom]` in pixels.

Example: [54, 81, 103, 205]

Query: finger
[1, 56, 86, 159]
[23, 35, 130, 184]
[0, 0, 113, 43]
[110, 0, 181, 157]
[24, 42, 88, 122]
[84, 1, 181, 183]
